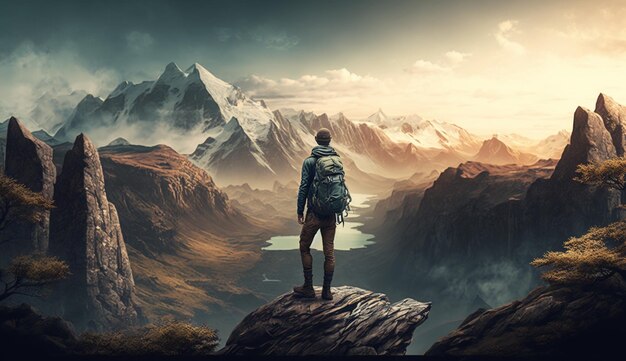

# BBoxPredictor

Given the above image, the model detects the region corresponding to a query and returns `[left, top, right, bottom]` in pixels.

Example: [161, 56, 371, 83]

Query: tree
[0, 173, 67, 301]
[0, 173, 54, 239]
[574, 157, 626, 192]
[531, 221, 626, 285]
[0, 254, 70, 301]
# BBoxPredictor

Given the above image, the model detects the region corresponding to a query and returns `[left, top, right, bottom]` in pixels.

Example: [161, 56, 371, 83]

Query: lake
[262, 193, 376, 251]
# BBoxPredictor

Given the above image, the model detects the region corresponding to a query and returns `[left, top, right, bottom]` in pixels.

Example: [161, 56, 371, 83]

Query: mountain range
[0, 62, 567, 189]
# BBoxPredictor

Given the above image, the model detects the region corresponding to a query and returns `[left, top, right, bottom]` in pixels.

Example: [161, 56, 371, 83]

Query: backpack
[310, 155, 352, 224]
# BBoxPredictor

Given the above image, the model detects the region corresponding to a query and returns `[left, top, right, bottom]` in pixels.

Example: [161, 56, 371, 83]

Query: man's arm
[297, 157, 314, 217]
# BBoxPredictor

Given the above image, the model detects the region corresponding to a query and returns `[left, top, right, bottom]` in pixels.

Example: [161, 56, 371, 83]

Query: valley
[3, 60, 625, 356]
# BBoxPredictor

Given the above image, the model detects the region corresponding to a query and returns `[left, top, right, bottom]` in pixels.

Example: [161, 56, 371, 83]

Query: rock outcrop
[220, 286, 431, 356]
[1, 117, 56, 258]
[551, 106, 617, 180]
[426, 282, 626, 358]
[49, 134, 141, 331]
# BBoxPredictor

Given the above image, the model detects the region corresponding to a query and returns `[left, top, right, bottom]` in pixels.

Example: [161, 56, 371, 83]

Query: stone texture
[220, 286, 431, 356]
[552, 106, 617, 180]
[49, 133, 142, 331]
[595, 93, 626, 156]
[426, 281, 626, 358]
[2, 117, 56, 258]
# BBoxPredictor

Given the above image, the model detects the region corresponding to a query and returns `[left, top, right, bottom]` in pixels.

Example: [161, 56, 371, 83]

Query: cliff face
[378, 161, 555, 262]
[524, 95, 625, 245]
[220, 286, 431, 356]
[367, 94, 626, 307]
[49, 134, 141, 331]
[426, 281, 626, 357]
[99, 144, 244, 255]
[2, 117, 56, 258]
[92, 143, 267, 323]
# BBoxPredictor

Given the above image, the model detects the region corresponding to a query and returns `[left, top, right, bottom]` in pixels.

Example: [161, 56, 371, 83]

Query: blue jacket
[297, 145, 339, 215]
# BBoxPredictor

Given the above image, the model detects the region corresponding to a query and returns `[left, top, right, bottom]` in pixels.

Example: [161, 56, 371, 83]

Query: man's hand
[298, 214, 305, 225]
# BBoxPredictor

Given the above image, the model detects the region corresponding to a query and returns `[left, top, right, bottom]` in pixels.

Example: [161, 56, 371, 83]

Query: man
[293, 128, 341, 301]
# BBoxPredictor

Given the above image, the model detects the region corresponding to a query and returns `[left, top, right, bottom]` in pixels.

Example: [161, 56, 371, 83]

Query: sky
[2, 0, 626, 138]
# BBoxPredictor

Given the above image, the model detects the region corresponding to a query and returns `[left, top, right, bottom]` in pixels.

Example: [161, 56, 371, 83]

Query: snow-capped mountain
[497, 130, 570, 159]
[29, 91, 87, 134]
[55, 62, 305, 187]
[366, 108, 390, 125]
[361, 110, 482, 155]
[51, 61, 554, 189]
[56, 63, 274, 149]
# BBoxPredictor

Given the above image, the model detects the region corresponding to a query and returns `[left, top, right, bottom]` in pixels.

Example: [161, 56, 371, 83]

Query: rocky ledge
[219, 286, 431, 356]
[426, 282, 626, 358]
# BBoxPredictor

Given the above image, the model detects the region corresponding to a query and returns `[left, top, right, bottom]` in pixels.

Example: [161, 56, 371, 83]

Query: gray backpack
[310, 155, 351, 224]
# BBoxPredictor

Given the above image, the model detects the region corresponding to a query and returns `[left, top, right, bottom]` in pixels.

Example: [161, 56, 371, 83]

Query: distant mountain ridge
[473, 136, 538, 165]
[2, 62, 571, 188]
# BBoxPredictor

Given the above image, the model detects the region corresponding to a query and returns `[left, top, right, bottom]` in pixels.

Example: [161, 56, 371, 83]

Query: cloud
[236, 68, 386, 114]
[126, 31, 155, 53]
[404, 59, 451, 74]
[0, 42, 120, 131]
[494, 20, 526, 55]
[445, 50, 472, 64]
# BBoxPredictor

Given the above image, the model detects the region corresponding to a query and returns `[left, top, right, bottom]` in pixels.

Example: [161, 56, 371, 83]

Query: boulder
[220, 286, 431, 356]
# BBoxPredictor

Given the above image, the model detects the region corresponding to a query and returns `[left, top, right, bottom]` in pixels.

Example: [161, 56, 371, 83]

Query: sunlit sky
[2, 0, 626, 138]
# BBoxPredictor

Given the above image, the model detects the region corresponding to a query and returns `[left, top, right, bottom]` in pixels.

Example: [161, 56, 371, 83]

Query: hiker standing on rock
[293, 128, 351, 301]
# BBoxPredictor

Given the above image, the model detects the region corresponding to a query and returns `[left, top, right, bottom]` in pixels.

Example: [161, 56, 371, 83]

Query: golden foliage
[531, 221, 626, 285]
[1, 254, 70, 301]
[79, 320, 219, 356]
[575, 157, 626, 191]
[8, 255, 70, 282]
[0, 173, 54, 229]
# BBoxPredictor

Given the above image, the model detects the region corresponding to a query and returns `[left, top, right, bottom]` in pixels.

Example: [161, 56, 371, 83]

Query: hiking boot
[293, 284, 316, 298]
[322, 272, 333, 300]
[293, 269, 315, 298]
[321, 286, 333, 300]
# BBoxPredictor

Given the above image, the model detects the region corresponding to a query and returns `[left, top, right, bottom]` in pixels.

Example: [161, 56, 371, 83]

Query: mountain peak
[157, 62, 185, 83]
[367, 108, 388, 124]
[595, 93, 616, 110]
[473, 136, 531, 165]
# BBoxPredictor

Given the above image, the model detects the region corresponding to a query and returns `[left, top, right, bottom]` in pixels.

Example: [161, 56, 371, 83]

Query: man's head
[315, 128, 332, 146]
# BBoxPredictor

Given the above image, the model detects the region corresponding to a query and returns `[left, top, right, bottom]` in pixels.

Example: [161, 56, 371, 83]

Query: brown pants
[299, 210, 336, 275]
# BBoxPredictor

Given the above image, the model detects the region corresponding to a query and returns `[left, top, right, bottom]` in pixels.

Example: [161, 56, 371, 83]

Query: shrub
[79, 319, 220, 356]
[0, 254, 70, 301]
[575, 157, 626, 191]
[531, 221, 626, 285]
[0, 174, 54, 232]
